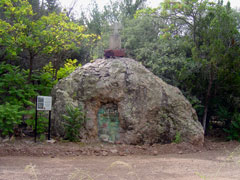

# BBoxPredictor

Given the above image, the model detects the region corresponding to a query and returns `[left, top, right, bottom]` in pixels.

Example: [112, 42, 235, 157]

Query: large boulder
[52, 58, 204, 145]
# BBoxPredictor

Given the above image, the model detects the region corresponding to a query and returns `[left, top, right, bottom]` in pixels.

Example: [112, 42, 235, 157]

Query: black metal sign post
[35, 97, 38, 143]
[35, 96, 52, 143]
[48, 111, 51, 140]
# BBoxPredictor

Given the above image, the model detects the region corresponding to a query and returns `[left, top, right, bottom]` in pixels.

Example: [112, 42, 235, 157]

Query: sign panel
[37, 96, 52, 111]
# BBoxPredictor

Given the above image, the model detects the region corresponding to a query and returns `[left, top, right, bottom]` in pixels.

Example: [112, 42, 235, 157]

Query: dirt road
[0, 138, 240, 180]
[1, 149, 240, 180]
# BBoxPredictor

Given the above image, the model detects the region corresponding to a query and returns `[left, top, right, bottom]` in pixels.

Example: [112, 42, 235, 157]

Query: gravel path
[1, 149, 240, 180]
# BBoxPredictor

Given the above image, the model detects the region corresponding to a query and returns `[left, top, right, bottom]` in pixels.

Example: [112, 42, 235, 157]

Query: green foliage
[0, 63, 36, 105]
[0, 63, 36, 136]
[25, 112, 48, 135]
[185, 93, 204, 116]
[62, 105, 86, 142]
[216, 106, 232, 123]
[225, 113, 240, 141]
[39, 133, 46, 142]
[120, 0, 147, 19]
[0, 57, 83, 137]
[122, 11, 191, 87]
[0, 103, 23, 136]
[28, 0, 40, 13]
[173, 131, 181, 144]
[122, 1, 240, 135]
[79, 0, 147, 59]
[33, 71, 57, 96]
[0, 62, 55, 136]
[42, 58, 81, 81]
[0, 0, 97, 80]
[57, 59, 81, 79]
[45, 0, 60, 14]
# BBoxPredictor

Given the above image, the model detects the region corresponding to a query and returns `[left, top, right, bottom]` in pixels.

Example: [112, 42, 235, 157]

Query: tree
[102, 0, 122, 24]
[45, 0, 59, 13]
[28, 0, 39, 13]
[82, 1, 103, 36]
[161, 0, 240, 132]
[120, 0, 147, 19]
[0, 63, 36, 136]
[193, 2, 240, 132]
[122, 1, 240, 135]
[161, 0, 210, 46]
[77, 0, 148, 60]
[122, 7, 190, 87]
[0, 0, 96, 80]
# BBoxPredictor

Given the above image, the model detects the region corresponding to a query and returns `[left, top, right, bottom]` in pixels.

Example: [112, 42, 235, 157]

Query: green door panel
[97, 103, 120, 143]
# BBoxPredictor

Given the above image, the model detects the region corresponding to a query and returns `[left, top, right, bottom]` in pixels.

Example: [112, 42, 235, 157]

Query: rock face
[52, 58, 204, 145]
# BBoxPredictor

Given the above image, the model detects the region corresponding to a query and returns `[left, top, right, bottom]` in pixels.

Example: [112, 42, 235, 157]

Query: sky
[58, 0, 240, 15]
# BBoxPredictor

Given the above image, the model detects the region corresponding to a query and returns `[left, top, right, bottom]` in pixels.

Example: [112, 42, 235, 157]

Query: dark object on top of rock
[104, 49, 125, 59]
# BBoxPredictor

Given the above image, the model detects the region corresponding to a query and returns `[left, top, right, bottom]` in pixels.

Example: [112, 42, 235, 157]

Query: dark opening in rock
[97, 103, 120, 143]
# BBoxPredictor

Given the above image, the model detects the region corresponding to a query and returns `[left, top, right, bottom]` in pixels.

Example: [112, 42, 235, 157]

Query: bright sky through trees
[58, 0, 239, 13]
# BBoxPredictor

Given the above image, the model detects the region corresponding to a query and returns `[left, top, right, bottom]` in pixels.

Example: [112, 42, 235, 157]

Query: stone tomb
[52, 58, 204, 145]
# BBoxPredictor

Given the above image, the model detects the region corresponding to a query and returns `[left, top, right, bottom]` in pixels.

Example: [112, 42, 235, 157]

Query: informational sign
[35, 96, 52, 142]
[37, 96, 52, 111]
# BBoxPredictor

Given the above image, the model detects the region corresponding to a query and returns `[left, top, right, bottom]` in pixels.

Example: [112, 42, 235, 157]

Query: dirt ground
[0, 137, 240, 180]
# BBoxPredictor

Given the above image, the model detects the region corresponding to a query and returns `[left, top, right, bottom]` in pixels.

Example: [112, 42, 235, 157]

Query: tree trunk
[53, 54, 62, 80]
[202, 67, 214, 134]
[28, 53, 34, 82]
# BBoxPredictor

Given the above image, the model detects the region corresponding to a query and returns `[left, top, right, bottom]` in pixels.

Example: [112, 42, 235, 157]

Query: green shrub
[43, 59, 81, 81]
[173, 131, 181, 144]
[225, 112, 240, 141]
[0, 103, 24, 136]
[0, 61, 81, 137]
[62, 105, 86, 142]
[0, 63, 36, 136]
[25, 112, 49, 135]
[0, 63, 36, 106]
[57, 59, 81, 80]
[32, 71, 57, 96]
[216, 106, 232, 123]
[39, 134, 46, 142]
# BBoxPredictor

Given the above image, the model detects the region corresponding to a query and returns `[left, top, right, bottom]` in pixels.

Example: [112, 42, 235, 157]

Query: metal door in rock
[97, 103, 120, 143]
